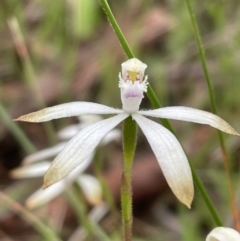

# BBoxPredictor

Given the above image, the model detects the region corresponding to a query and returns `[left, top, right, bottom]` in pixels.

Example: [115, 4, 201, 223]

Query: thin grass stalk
[0, 191, 62, 241]
[100, 0, 222, 226]
[65, 187, 110, 240]
[190, 163, 222, 225]
[94, 150, 118, 215]
[65, 189, 93, 237]
[184, 0, 239, 231]
[7, 17, 57, 145]
[0, 102, 36, 154]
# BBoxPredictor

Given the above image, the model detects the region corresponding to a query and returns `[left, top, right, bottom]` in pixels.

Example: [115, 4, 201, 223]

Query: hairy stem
[121, 117, 137, 241]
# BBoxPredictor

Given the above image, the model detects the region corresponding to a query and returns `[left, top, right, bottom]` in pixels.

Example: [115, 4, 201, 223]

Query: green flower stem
[184, 0, 239, 230]
[100, 0, 222, 226]
[121, 117, 137, 241]
[0, 191, 62, 241]
[0, 102, 36, 154]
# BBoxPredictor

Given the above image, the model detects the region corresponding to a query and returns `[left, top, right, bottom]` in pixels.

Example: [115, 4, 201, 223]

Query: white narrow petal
[77, 174, 102, 205]
[132, 113, 193, 208]
[206, 227, 240, 241]
[43, 113, 128, 188]
[139, 107, 240, 135]
[10, 161, 51, 178]
[26, 181, 65, 209]
[15, 102, 124, 122]
[67, 152, 95, 179]
[23, 142, 67, 165]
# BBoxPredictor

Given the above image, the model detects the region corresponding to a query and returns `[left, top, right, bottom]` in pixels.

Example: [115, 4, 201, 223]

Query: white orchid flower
[206, 227, 240, 241]
[16, 58, 240, 208]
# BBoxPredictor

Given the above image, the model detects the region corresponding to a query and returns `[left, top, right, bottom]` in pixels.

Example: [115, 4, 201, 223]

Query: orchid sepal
[139, 106, 240, 136]
[15, 102, 123, 122]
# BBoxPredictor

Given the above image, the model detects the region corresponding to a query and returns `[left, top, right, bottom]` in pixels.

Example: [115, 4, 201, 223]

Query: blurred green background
[1, 0, 240, 240]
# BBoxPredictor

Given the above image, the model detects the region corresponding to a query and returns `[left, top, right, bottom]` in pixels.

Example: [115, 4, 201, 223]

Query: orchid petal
[10, 161, 51, 178]
[15, 102, 124, 122]
[132, 113, 193, 208]
[206, 227, 240, 241]
[77, 174, 102, 205]
[23, 142, 67, 165]
[139, 107, 239, 135]
[43, 113, 128, 188]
